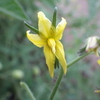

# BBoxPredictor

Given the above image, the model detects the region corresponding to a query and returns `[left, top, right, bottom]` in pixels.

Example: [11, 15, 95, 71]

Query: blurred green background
[0, 0, 100, 100]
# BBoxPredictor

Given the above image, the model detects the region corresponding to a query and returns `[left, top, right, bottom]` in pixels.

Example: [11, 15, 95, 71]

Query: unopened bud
[86, 36, 100, 56]
[33, 66, 40, 75]
[12, 69, 24, 79]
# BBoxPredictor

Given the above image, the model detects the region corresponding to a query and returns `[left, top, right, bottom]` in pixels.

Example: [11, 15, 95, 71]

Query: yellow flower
[26, 11, 67, 77]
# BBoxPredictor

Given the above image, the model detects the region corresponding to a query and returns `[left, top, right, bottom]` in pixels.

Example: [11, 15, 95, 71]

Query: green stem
[20, 82, 36, 100]
[48, 67, 63, 100]
[68, 52, 90, 68]
[48, 52, 90, 100]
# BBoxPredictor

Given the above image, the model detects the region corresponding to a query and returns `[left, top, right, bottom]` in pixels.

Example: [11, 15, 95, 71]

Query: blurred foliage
[0, 0, 28, 21]
[0, 0, 100, 100]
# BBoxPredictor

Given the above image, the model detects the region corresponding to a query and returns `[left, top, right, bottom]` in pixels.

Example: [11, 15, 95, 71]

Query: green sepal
[24, 21, 39, 34]
[52, 7, 57, 27]
[98, 52, 100, 56]
[54, 57, 59, 69]
[97, 38, 100, 46]
[78, 45, 87, 56]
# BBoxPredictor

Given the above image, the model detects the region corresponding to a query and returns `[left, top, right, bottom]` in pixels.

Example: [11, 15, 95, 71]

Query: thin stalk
[20, 82, 36, 100]
[48, 52, 90, 100]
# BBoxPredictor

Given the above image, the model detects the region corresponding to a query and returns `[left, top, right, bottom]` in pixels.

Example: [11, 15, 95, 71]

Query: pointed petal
[38, 12, 51, 38]
[54, 18, 67, 40]
[55, 41, 67, 74]
[44, 44, 55, 77]
[47, 38, 56, 54]
[26, 30, 46, 47]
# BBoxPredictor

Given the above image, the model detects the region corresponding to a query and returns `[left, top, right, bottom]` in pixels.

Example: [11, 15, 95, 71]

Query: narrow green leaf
[24, 21, 39, 34]
[78, 45, 87, 56]
[0, 0, 28, 21]
[52, 7, 57, 27]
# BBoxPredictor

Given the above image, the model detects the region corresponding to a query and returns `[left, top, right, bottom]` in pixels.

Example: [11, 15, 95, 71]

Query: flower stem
[20, 82, 36, 100]
[48, 52, 90, 100]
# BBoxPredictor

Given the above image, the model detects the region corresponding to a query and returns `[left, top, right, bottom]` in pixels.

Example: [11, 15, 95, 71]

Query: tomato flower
[26, 11, 67, 77]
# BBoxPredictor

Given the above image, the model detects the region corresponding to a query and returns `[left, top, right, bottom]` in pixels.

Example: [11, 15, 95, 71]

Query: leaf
[0, 0, 28, 21]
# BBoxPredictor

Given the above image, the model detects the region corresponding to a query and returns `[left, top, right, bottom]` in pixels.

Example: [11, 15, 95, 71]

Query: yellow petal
[47, 38, 56, 54]
[94, 90, 100, 93]
[43, 44, 55, 77]
[97, 59, 100, 65]
[55, 41, 67, 74]
[54, 18, 67, 40]
[38, 12, 51, 38]
[26, 30, 46, 47]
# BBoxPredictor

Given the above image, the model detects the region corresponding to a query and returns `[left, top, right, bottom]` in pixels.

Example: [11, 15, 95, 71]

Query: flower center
[47, 38, 56, 54]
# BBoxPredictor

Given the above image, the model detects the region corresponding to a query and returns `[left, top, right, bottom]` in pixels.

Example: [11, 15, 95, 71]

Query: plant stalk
[48, 52, 90, 100]
[20, 82, 36, 100]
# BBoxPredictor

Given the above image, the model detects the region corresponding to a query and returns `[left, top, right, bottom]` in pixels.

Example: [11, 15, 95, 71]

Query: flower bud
[86, 36, 100, 56]
[33, 66, 40, 75]
[12, 69, 24, 79]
